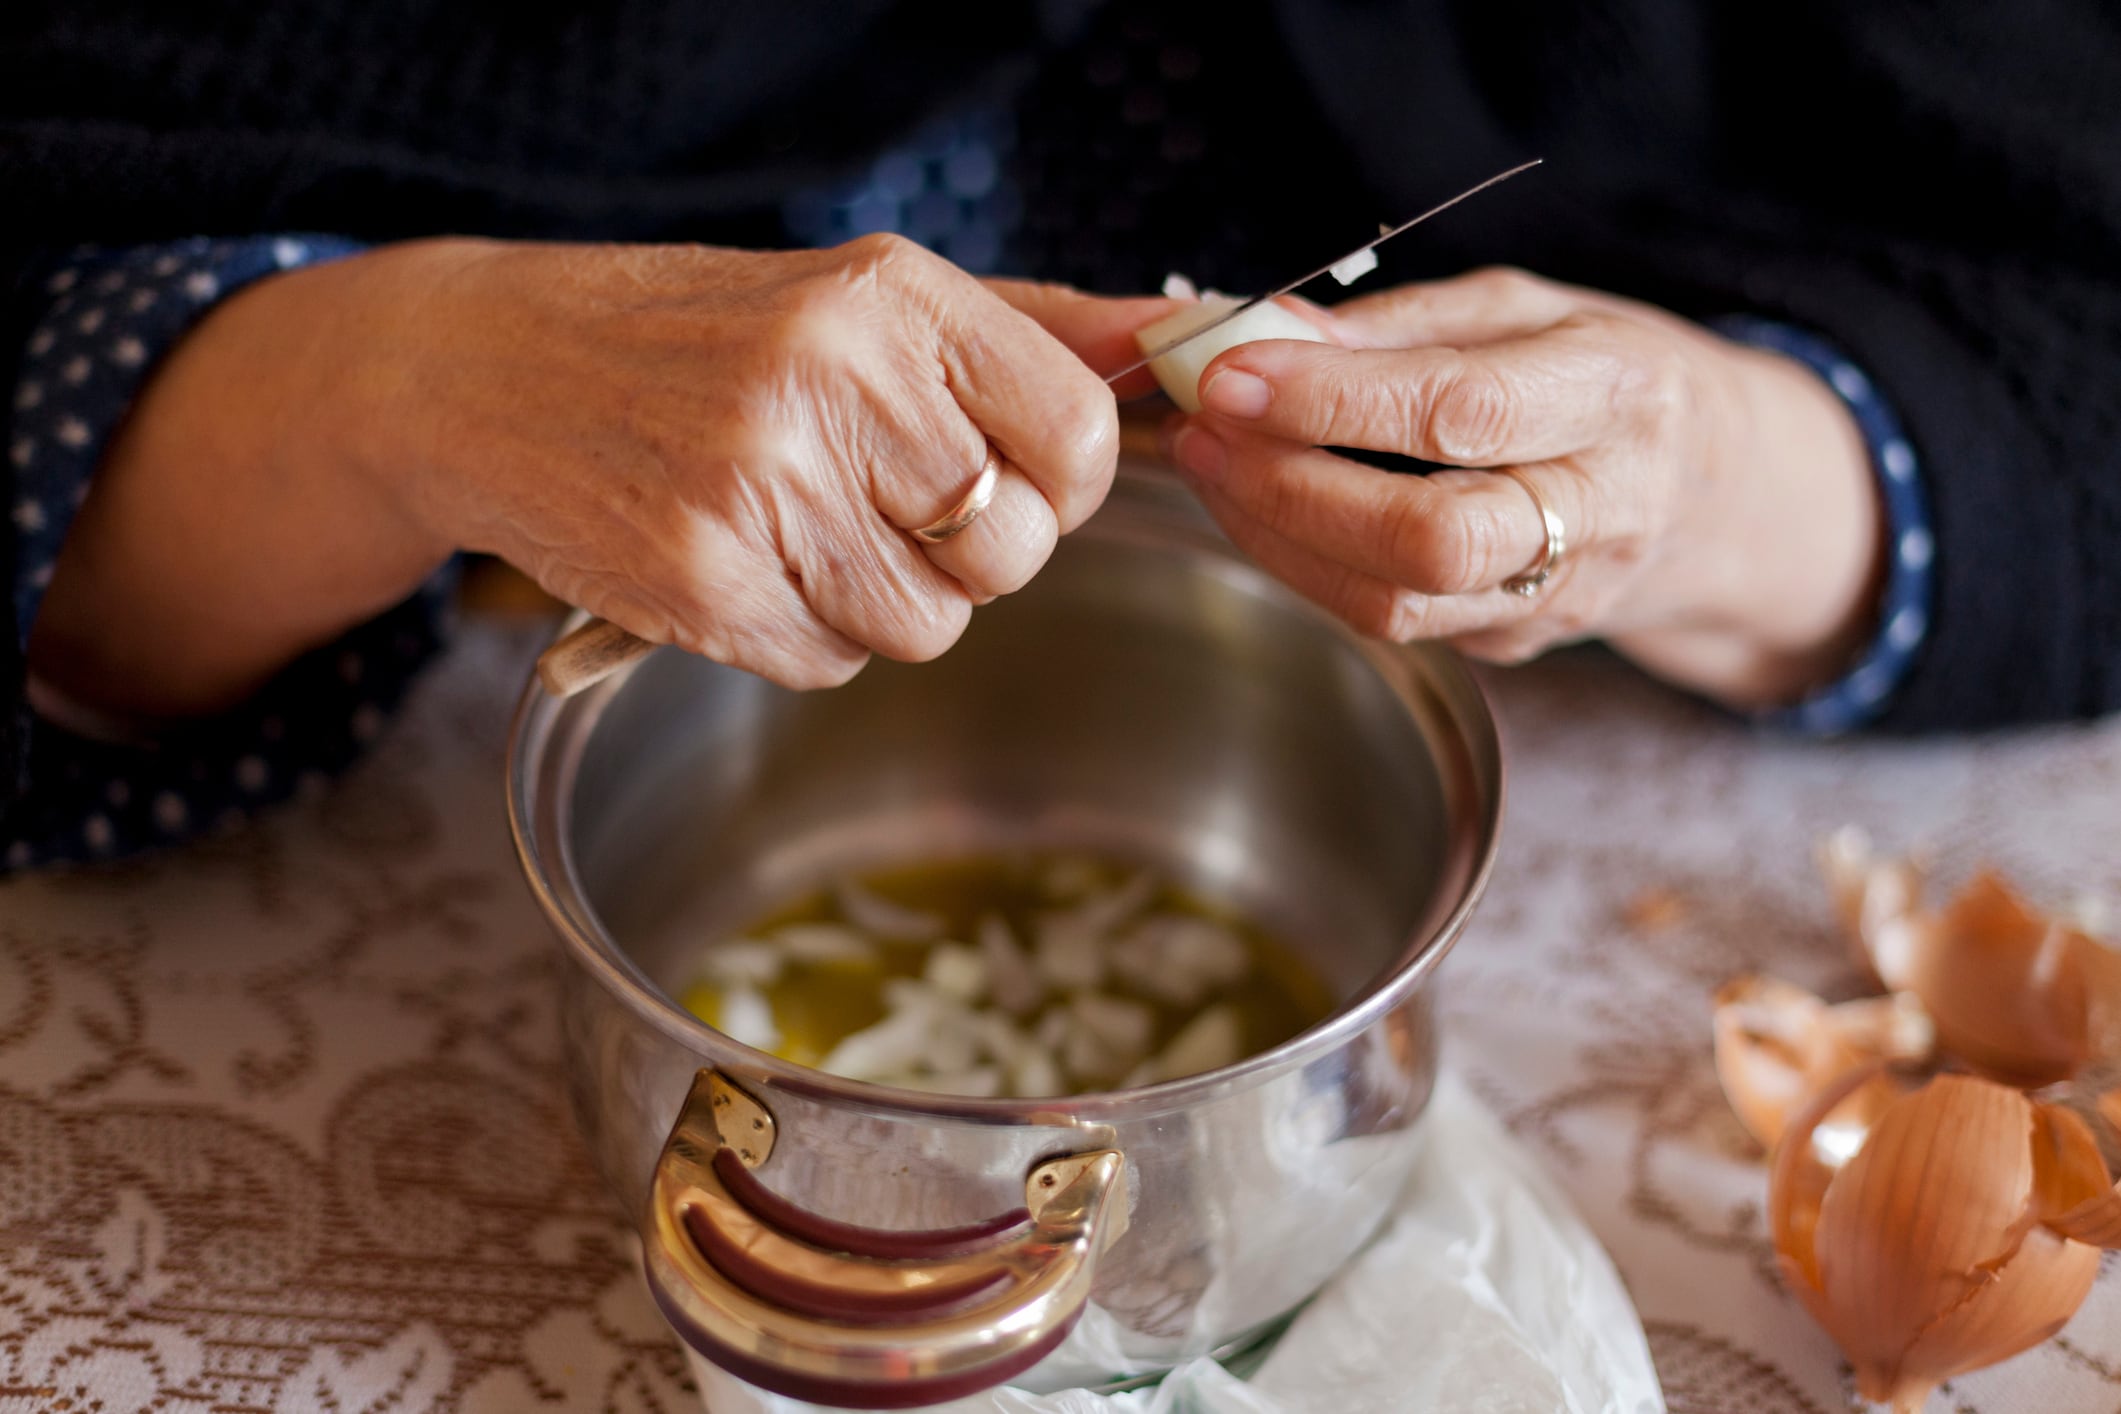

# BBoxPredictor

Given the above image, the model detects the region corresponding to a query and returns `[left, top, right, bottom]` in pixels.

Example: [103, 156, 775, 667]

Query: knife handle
[537, 618, 655, 698]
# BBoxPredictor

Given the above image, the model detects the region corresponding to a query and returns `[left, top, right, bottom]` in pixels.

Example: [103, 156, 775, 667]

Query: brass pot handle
[643, 1070, 1126, 1409]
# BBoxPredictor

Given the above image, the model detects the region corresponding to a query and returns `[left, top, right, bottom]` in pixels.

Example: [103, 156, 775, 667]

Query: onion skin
[1732, 841, 2121, 1410]
[1771, 1073, 2108, 1413]
[1817, 837, 2121, 1087]
[1908, 872, 2121, 1087]
[1713, 975, 1930, 1149]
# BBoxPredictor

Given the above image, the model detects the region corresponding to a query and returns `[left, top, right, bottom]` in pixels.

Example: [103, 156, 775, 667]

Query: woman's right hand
[341, 235, 1157, 688]
[33, 236, 1165, 714]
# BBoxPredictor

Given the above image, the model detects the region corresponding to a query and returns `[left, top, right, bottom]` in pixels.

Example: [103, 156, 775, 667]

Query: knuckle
[787, 234, 936, 341]
[1422, 362, 1518, 465]
[1332, 576, 1401, 642]
[770, 283, 859, 363]
[882, 594, 969, 663]
[1386, 501, 1488, 595]
[1313, 375, 1395, 449]
[1249, 456, 1308, 531]
[1062, 386, 1122, 484]
[841, 229, 922, 273]
[1467, 265, 1544, 300]
[1614, 343, 1690, 427]
[1381, 588, 1432, 644]
[1547, 606, 1594, 640]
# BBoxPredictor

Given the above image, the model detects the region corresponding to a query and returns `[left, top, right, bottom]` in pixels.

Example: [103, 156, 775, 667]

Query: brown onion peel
[1771, 1072, 2101, 1414]
[1723, 841, 2121, 1411]
[1908, 873, 2107, 1086]
[1816, 841, 2121, 1088]
[2034, 1100, 2121, 1248]
[1713, 976, 1930, 1150]
[1818, 826, 1929, 992]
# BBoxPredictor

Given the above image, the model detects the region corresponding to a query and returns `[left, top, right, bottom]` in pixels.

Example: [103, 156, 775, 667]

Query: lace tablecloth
[5, 623, 2119, 1414]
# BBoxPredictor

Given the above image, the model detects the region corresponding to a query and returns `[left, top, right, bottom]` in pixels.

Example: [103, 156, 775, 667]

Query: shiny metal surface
[646, 1071, 1125, 1408]
[507, 464, 1505, 1397]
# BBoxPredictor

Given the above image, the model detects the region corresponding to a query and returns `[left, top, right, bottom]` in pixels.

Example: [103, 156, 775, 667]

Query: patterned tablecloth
[5, 619, 2119, 1414]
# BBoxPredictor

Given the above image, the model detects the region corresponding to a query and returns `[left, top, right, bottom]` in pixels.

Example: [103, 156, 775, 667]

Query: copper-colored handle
[643, 1071, 1125, 1409]
[536, 617, 655, 697]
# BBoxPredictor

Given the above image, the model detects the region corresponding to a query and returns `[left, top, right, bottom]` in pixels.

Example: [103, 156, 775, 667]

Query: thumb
[982, 279, 1176, 399]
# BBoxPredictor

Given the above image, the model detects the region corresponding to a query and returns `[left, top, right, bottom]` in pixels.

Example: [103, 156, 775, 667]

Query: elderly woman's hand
[1165, 268, 1886, 707]
[31, 236, 1165, 713]
[347, 236, 1165, 687]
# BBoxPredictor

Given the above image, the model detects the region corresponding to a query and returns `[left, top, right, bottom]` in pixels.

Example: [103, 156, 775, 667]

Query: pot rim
[506, 469, 1505, 1124]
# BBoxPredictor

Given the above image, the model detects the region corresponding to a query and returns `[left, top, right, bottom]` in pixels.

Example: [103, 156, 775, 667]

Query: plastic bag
[686, 1073, 1665, 1414]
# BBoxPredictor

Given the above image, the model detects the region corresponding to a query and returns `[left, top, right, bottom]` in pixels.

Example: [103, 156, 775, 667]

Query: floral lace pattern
[3, 627, 2119, 1412]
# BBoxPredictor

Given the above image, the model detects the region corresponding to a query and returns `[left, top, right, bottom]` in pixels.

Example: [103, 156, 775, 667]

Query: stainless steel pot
[507, 465, 1503, 1408]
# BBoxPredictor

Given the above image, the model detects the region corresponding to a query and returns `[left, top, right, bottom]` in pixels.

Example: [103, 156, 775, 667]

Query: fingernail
[1200, 369, 1271, 418]
[1171, 424, 1228, 484]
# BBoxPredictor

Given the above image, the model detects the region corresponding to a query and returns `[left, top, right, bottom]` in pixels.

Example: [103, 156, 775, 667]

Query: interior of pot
[559, 473, 1496, 1022]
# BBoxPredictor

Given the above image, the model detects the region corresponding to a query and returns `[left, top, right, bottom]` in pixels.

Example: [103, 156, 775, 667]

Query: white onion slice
[923, 942, 989, 1003]
[1008, 1046, 1065, 1098]
[817, 1007, 933, 1080]
[1134, 297, 1329, 413]
[1062, 993, 1156, 1085]
[1129, 1003, 1242, 1086]
[1033, 913, 1108, 992]
[716, 984, 781, 1052]
[834, 878, 943, 940]
[977, 914, 1043, 1015]
[1326, 247, 1379, 286]
[775, 923, 876, 966]
[696, 938, 784, 989]
[1111, 915, 1250, 1008]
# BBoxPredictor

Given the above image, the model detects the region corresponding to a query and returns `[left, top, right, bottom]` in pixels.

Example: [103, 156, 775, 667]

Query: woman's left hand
[1163, 268, 1887, 708]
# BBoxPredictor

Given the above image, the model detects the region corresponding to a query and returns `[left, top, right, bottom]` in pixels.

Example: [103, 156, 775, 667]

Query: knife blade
[1103, 157, 1543, 386]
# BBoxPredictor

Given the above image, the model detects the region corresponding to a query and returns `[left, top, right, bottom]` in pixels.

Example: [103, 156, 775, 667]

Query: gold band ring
[912, 452, 1001, 545]
[1498, 467, 1566, 597]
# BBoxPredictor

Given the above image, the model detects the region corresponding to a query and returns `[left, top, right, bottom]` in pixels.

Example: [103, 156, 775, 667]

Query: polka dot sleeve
[1713, 317, 1935, 736]
[3, 237, 453, 872]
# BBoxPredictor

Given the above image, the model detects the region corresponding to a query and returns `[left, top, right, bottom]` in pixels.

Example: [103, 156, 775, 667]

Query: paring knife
[535, 159, 1543, 698]
[1102, 157, 1543, 385]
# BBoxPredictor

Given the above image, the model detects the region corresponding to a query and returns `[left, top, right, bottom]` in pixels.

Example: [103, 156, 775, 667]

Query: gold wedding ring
[912, 452, 1001, 545]
[1498, 467, 1566, 597]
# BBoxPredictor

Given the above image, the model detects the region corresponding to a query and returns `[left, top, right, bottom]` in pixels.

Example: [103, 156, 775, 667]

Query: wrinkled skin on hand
[352, 234, 1166, 688]
[1166, 267, 1883, 706]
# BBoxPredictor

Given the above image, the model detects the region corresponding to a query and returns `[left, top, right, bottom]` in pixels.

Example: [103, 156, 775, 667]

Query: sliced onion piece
[923, 942, 989, 1004]
[1111, 914, 1250, 1008]
[1133, 297, 1329, 413]
[976, 913, 1043, 1015]
[834, 877, 943, 941]
[1129, 1004, 1243, 1086]
[776, 923, 877, 968]
[695, 938, 784, 990]
[716, 984, 781, 1053]
[1326, 247, 1378, 285]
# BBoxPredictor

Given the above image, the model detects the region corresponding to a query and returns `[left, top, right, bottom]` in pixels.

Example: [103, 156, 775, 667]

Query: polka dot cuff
[1713, 316, 1934, 736]
[4, 236, 453, 872]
